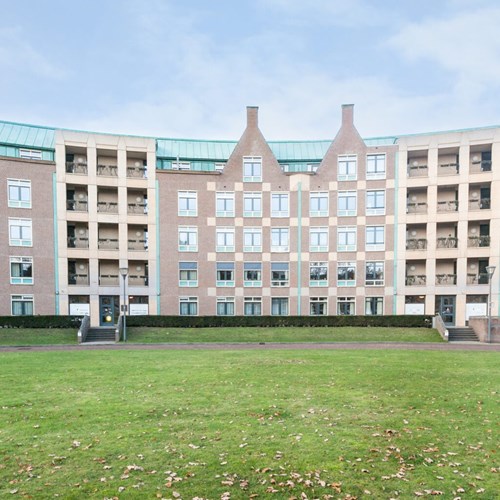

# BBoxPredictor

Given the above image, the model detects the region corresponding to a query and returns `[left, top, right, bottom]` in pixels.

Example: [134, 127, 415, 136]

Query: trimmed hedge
[0, 315, 82, 329]
[126, 315, 433, 328]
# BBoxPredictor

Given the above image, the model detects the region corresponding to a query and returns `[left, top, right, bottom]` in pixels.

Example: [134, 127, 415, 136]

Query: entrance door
[99, 296, 119, 326]
[436, 296, 456, 326]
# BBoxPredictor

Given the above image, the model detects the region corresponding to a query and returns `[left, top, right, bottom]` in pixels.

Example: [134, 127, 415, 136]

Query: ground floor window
[337, 296, 355, 315]
[310, 297, 328, 315]
[11, 294, 33, 315]
[217, 297, 235, 316]
[69, 295, 90, 316]
[271, 297, 289, 315]
[180, 296, 198, 316]
[129, 295, 149, 315]
[365, 297, 383, 315]
[244, 297, 262, 316]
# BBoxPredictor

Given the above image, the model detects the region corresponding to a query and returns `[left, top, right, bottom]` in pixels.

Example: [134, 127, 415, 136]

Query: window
[10, 257, 33, 284]
[216, 227, 235, 252]
[310, 297, 328, 316]
[243, 192, 262, 217]
[365, 261, 384, 286]
[19, 149, 42, 160]
[172, 161, 191, 170]
[244, 262, 262, 287]
[217, 297, 235, 316]
[8, 179, 31, 208]
[366, 226, 385, 251]
[11, 294, 34, 315]
[310, 262, 328, 287]
[179, 296, 198, 315]
[9, 218, 32, 247]
[178, 226, 198, 252]
[271, 297, 289, 316]
[271, 228, 289, 252]
[366, 154, 386, 180]
[366, 190, 385, 216]
[243, 156, 262, 182]
[309, 227, 328, 252]
[365, 297, 384, 315]
[271, 262, 289, 287]
[338, 154, 357, 181]
[243, 228, 262, 252]
[178, 191, 197, 216]
[338, 191, 357, 216]
[337, 262, 356, 286]
[310, 192, 329, 217]
[337, 297, 355, 315]
[337, 226, 356, 252]
[244, 297, 262, 316]
[216, 192, 235, 217]
[271, 193, 289, 217]
[179, 262, 198, 287]
[216, 262, 235, 287]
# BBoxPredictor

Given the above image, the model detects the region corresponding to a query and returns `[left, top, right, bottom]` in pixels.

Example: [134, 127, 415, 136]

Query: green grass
[0, 349, 498, 499]
[126, 326, 443, 343]
[0, 328, 77, 346]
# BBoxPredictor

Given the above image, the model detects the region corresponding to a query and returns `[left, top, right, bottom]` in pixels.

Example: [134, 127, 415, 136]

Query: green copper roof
[269, 140, 330, 161]
[0, 121, 55, 150]
[156, 138, 237, 161]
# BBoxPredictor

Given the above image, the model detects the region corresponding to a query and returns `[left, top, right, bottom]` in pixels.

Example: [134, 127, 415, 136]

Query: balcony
[128, 238, 148, 251]
[97, 164, 118, 177]
[468, 235, 490, 247]
[127, 165, 148, 179]
[128, 202, 148, 215]
[468, 198, 490, 210]
[406, 202, 427, 214]
[129, 274, 149, 286]
[97, 201, 118, 213]
[406, 238, 427, 250]
[436, 200, 458, 212]
[68, 235, 89, 249]
[467, 273, 489, 285]
[66, 199, 88, 212]
[98, 238, 119, 250]
[436, 237, 458, 249]
[405, 275, 426, 286]
[66, 162, 88, 175]
[435, 274, 457, 285]
[68, 273, 89, 285]
[438, 162, 459, 176]
[470, 159, 492, 173]
[99, 274, 119, 286]
[407, 164, 428, 177]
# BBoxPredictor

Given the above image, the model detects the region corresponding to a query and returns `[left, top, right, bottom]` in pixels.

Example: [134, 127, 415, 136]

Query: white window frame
[309, 227, 329, 252]
[179, 296, 198, 315]
[310, 192, 329, 217]
[337, 296, 355, 315]
[173, 161, 191, 171]
[217, 297, 235, 316]
[271, 262, 289, 287]
[216, 262, 235, 287]
[243, 156, 262, 182]
[19, 149, 42, 160]
[271, 227, 289, 252]
[337, 262, 356, 287]
[179, 262, 198, 287]
[338, 190, 357, 216]
[337, 226, 356, 252]
[309, 262, 328, 287]
[243, 192, 262, 217]
[366, 226, 385, 251]
[9, 218, 32, 247]
[365, 297, 384, 315]
[216, 192, 235, 217]
[365, 261, 385, 286]
[338, 154, 357, 181]
[178, 226, 198, 252]
[11, 294, 34, 315]
[8, 179, 31, 208]
[244, 296, 262, 316]
[366, 154, 386, 180]
[271, 192, 289, 217]
[243, 227, 262, 252]
[244, 263, 262, 287]
[271, 297, 289, 316]
[216, 227, 235, 252]
[366, 190, 386, 216]
[310, 297, 328, 316]
[178, 191, 198, 216]
[10, 256, 33, 285]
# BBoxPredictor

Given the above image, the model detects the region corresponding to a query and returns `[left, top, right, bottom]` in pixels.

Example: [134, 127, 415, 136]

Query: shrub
[0, 315, 82, 329]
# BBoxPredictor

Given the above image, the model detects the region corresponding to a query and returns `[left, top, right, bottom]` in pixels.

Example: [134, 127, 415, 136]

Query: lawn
[0, 328, 77, 346]
[0, 349, 498, 499]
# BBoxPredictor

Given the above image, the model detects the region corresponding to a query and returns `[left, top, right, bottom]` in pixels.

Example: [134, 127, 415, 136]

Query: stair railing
[77, 315, 90, 344]
[433, 313, 449, 341]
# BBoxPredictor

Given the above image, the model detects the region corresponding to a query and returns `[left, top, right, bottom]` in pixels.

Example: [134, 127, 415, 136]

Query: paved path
[1, 342, 499, 352]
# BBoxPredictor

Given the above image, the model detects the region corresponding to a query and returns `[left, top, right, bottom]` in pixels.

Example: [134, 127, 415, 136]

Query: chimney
[341, 103, 354, 127]
[247, 106, 259, 128]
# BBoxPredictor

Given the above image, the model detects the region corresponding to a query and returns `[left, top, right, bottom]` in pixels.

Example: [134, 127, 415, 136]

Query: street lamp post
[486, 265, 496, 344]
[119, 267, 129, 342]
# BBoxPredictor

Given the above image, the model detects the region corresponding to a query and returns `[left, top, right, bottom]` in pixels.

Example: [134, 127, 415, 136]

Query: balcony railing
[406, 238, 427, 250]
[66, 162, 88, 174]
[468, 235, 490, 247]
[67, 236, 89, 248]
[406, 202, 428, 214]
[97, 164, 118, 176]
[99, 274, 119, 286]
[129, 275, 149, 286]
[128, 238, 148, 251]
[437, 200, 458, 212]
[467, 273, 489, 285]
[128, 203, 148, 214]
[470, 160, 492, 173]
[468, 198, 491, 210]
[436, 237, 458, 249]
[405, 275, 426, 286]
[435, 273, 457, 285]
[407, 165, 428, 177]
[67, 199, 88, 211]
[98, 238, 119, 250]
[68, 273, 89, 285]
[438, 163, 459, 175]
[97, 201, 118, 213]
[127, 166, 148, 178]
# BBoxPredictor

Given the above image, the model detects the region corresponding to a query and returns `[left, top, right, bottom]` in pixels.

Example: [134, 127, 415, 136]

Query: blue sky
[1, 0, 500, 140]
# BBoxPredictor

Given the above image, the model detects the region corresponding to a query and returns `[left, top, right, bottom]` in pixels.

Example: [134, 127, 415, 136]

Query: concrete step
[84, 327, 116, 343]
[448, 327, 478, 342]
